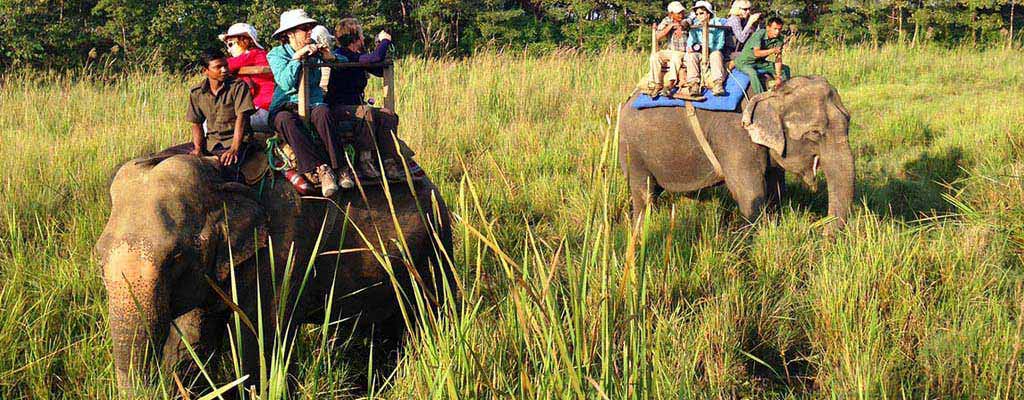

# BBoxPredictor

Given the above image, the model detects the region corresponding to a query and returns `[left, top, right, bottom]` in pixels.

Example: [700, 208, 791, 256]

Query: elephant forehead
[102, 242, 163, 282]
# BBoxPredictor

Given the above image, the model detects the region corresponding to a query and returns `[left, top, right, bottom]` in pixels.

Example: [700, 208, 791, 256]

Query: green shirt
[736, 29, 785, 64]
[185, 77, 255, 151]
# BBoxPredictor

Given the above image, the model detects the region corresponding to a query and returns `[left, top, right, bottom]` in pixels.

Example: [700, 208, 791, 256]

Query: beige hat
[219, 23, 263, 49]
[667, 1, 685, 14]
[272, 9, 318, 39]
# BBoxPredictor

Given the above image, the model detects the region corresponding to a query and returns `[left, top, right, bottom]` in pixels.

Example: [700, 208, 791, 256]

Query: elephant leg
[623, 153, 659, 224]
[369, 311, 407, 361]
[235, 285, 301, 395]
[724, 167, 768, 222]
[161, 308, 227, 393]
[765, 165, 786, 211]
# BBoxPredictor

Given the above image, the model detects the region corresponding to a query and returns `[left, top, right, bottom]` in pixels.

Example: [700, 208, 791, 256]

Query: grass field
[2, 44, 1024, 398]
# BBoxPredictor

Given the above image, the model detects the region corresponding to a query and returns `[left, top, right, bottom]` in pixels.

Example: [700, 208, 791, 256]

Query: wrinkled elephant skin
[94, 155, 454, 395]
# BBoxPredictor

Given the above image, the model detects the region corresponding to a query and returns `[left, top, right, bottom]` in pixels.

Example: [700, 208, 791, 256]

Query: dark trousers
[273, 105, 344, 174]
[156, 141, 249, 182]
[330, 104, 400, 161]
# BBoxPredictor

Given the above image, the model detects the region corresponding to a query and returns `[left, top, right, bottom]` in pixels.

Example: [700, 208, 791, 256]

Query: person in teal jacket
[267, 9, 354, 195]
[684, 1, 728, 96]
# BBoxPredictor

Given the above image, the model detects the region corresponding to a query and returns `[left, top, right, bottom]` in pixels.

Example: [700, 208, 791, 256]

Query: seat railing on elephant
[236, 60, 397, 125]
[297, 59, 395, 123]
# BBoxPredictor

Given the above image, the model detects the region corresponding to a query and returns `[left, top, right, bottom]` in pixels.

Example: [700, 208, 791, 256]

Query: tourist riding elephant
[618, 75, 854, 231]
[93, 153, 454, 395]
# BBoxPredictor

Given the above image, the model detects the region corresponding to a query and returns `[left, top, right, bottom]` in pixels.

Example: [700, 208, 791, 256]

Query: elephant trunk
[103, 245, 171, 394]
[820, 133, 855, 233]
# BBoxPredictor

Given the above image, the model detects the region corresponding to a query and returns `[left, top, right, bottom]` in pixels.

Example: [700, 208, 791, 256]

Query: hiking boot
[711, 80, 725, 96]
[688, 82, 703, 97]
[337, 168, 355, 189]
[358, 151, 381, 179]
[382, 159, 406, 180]
[647, 84, 663, 97]
[316, 164, 339, 197]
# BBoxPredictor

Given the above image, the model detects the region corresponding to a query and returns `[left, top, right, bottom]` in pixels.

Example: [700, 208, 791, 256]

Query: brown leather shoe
[688, 82, 703, 97]
[711, 80, 725, 96]
[647, 83, 663, 97]
[337, 168, 355, 189]
[383, 159, 406, 180]
[358, 151, 381, 179]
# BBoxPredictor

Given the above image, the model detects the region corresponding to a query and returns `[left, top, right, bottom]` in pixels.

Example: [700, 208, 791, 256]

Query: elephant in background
[93, 154, 454, 395]
[618, 75, 854, 232]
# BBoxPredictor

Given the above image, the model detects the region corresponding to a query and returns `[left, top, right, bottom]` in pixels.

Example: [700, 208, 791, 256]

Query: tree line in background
[1, 0, 1020, 71]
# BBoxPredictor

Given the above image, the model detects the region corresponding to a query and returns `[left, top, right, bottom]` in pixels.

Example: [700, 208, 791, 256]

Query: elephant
[93, 153, 454, 396]
[618, 75, 854, 231]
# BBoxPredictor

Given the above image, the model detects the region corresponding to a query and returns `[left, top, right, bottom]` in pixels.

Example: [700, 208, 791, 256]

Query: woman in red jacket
[219, 23, 276, 133]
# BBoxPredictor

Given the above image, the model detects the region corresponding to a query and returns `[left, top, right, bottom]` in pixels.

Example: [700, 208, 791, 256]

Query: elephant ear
[208, 183, 269, 282]
[742, 92, 785, 155]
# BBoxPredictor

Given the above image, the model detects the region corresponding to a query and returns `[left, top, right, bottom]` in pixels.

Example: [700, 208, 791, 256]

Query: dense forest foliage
[1, 0, 1021, 70]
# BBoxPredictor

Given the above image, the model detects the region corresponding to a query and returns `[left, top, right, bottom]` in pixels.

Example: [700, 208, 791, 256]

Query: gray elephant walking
[618, 76, 854, 231]
[93, 154, 454, 395]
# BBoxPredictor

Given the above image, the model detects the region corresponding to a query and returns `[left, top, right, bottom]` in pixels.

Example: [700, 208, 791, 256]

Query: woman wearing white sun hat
[219, 22, 275, 133]
[267, 9, 355, 196]
[683, 1, 728, 96]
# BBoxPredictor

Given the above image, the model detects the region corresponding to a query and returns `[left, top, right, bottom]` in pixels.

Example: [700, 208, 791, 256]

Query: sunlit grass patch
[1, 44, 1024, 398]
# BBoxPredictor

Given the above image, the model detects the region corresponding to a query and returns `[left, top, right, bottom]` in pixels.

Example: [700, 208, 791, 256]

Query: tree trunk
[1012, 0, 1017, 49]
[912, 20, 919, 48]
[897, 6, 905, 44]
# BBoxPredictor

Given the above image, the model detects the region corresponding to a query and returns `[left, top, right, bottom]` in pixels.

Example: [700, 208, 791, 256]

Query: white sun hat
[272, 9, 318, 39]
[310, 25, 337, 49]
[219, 23, 263, 49]
[692, 0, 715, 14]
[667, 1, 685, 13]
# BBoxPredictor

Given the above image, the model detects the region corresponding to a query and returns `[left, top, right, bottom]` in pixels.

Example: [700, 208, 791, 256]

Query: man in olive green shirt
[734, 16, 791, 94]
[184, 48, 256, 166]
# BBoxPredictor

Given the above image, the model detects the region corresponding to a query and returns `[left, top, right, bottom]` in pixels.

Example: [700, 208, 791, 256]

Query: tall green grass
[1, 44, 1023, 398]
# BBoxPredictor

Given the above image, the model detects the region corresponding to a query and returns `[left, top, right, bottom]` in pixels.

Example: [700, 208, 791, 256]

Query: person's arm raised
[267, 47, 303, 91]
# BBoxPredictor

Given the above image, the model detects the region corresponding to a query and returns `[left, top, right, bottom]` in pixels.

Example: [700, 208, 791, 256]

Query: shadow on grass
[784, 146, 967, 221]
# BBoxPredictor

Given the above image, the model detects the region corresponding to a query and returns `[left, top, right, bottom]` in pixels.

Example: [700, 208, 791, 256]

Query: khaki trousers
[684, 51, 725, 84]
[649, 50, 686, 88]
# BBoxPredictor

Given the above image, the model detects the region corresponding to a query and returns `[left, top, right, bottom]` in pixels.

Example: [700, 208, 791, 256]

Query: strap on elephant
[684, 102, 723, 178]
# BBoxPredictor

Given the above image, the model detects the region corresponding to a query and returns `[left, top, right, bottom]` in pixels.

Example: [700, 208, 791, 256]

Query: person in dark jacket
[325, 18, 405, 180]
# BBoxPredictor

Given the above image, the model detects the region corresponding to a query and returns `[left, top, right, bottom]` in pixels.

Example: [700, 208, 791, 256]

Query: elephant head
[742, 76, 854, 230]
[93, 155, 266, 392]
